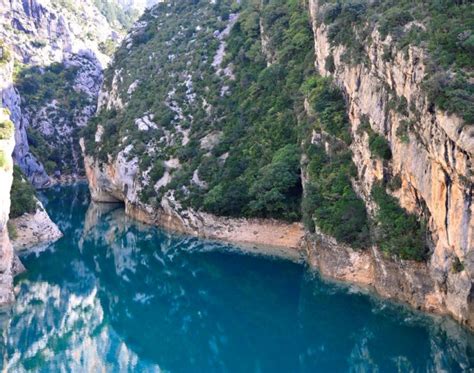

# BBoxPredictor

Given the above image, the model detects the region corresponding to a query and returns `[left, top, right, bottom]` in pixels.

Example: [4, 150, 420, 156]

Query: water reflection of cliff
[0, 184, 473, 371]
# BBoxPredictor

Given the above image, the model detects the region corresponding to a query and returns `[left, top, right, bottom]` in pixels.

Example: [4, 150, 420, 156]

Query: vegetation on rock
[0, 40, 11, 66]
[93, 0, 140, 31]
[0, 117, 14, 140]
[83, 0, 432, 261]
[317, 0, 474, 124]
[372, 182, 428, 261]
[15, 62, 91, 175]
[85, 0, 314, 221]
[301, 76, 369, 248]
[10, 166, 37, 219]
[369, 133, 392, 160]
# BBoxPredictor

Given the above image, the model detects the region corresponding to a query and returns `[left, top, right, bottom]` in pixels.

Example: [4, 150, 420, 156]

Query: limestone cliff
[1, 47, 62, 254]
[0, 0, 150, 186]
[82, 149, 304, 259]
[306, 0, 473, 328]
[0, 95, 24, 304]
[83, 0, 473, 328]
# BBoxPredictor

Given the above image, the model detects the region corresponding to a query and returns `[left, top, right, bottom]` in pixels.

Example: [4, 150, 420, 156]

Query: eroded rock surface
[306, 0, 474, 328]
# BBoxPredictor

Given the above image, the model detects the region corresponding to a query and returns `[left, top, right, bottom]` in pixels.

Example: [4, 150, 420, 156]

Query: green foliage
[149, 160, 165, 184]
[15, 62, 90, 175]
[303, 76, 352, 144]
[303, 143, 369, 248]
[387, 174, 402, 191]
[93, 0, 140, 30]
[0, 118, 14, 140]
[87, 0, 315, 221]
[246, 144, 302, 221]
[300, 74, 369, 247]
[7, 221, 17, 240]
[369, 133, 392, 160]
[319, 0, 474, 124]
[396, 120, 412, 143]
[372, 183, 428, 261]
[10, 166, 37, 219]
[378, 7, 413, 38]
[26, 128, 61, 174]
[0, 150, 8, 169]
[0, 40, 11, 66]
[325, 55, 335, 73]
[99, 39, 117, 56]
[452, 256, 465, 273]
[31, 40, 47, 49]
[203, 179, 250, 217]
[423, 72, 474, 124]
[15, 63, 88, 110]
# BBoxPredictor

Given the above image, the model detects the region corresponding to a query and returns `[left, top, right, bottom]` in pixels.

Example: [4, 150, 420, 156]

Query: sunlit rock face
[305, 0, 474, 327]
[0, 106, 16, 306]
[0, 184, 472, 371]
[0, 62, 22, 305]
[0, 0, 144, 185]
[0, 0, 118, 185]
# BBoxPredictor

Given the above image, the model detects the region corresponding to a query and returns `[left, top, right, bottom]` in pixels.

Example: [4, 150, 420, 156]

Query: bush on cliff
[301, 76, 369, 248]
[372, 183, 428, 261]
[319, 0, 474, 124]
[369, 133, 392, 160]
[0, 40, 11, 65]
[303, 76, 352, 144]
[0, 118, 14, 140]
[10, 166, 37, 219]
[303, 143, 369, 248]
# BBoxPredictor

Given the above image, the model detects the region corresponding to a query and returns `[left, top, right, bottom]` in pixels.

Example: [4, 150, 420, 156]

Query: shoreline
[22, 181, 474, 333]
[90, 194, 474, 332]
[124, 200, 305, 263]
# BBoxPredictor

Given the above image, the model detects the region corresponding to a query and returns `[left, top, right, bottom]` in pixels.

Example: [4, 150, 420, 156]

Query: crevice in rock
[445, 171, 452, 246]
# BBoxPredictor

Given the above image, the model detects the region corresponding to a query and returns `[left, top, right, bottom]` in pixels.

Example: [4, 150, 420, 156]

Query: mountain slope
[83, 0, 474, 327]
[0, 0, 154, 186]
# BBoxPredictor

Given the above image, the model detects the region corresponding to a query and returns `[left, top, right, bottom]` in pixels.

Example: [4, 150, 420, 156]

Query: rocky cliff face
[82, 149, 304, 258]
[83, 0, 473, 328]
[1, 51, 61, 254]
[306, 0, 473, 328]
[0, 59, 23, 303]
[0, 107, 18, 305]
[0, 0, 145, 186]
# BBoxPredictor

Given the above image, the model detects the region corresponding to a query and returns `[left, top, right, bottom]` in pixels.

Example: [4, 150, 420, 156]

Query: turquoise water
[2, 184, 473, 372]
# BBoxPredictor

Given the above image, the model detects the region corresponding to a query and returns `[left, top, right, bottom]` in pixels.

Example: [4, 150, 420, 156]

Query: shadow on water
[0, 183, 472, 372]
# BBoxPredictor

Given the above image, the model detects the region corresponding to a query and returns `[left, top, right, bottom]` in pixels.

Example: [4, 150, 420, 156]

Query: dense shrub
[10, 166, 37, 219]
[396, 120, 411, 143]
[93, 0, 139, 30]
[15, 62, 91, 175]
[0, 118, 14, 140]
[87, 0, 316, 221]
[246, 144, 302, 221]
[15, 63, 87, 110]
[0, 40, 11, 65]
[0, 150, 7, 169]
[319, 0, 474, 124]
[149, 160, 165, 184]
[303, 143, 369, 248]
[369, 133, 392, 160]
[372, 183, 428, 261]
[303, 76, 352, 144]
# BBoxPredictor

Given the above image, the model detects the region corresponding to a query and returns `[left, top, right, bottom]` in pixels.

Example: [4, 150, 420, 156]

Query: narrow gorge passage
[1, 184, 472, 371]
[0, 0, 473, 370]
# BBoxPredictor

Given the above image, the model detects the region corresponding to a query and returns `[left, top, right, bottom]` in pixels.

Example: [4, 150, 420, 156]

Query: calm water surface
[1, 184, 473, 372]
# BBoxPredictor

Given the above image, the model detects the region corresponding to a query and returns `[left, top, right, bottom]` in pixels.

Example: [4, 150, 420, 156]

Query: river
[1, 184, 473, 372]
